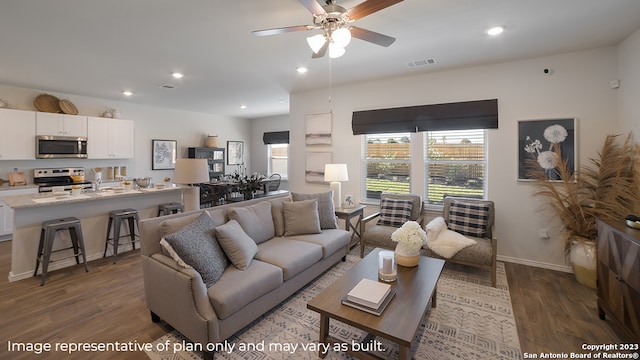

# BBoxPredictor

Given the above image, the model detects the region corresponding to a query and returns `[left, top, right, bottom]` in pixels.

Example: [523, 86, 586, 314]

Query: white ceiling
[1, 0, 640, 119]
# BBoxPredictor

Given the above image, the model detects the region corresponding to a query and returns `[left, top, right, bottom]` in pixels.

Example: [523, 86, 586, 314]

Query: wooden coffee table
[307, 248, 445, 360]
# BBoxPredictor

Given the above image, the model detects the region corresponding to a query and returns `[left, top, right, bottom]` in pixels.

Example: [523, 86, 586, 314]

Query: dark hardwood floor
[0, 240, 629, 360]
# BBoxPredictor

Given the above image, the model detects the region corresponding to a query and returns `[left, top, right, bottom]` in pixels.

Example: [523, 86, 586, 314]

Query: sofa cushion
[292, 191, 338, 229]
[164, 212, 228, 287]
[362, 223, 398, 249]
[283, 199, 321, 236]
[256, 238, 323, 281]
[215, 220, 259, 270]
[377, 198, 413, 227]
[208, 260, 283, 319]
[285, 229, 350, 258]
[227, 201, 275, 244]
[446, 236, 493, 266]
[271, 196, 291, 237]
[448, 199, 490, 238]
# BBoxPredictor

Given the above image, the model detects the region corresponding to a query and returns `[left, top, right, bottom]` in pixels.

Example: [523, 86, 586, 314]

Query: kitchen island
[3, 186, 183, 282]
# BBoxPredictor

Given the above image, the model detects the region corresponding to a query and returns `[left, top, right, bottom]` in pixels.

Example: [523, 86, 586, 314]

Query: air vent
[159, 84, 176, 89]
[406, 58, 436, 68]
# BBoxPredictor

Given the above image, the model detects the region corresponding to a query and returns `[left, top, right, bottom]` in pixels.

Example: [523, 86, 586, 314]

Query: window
[362, 133, 411, 200]
[424, 129, 486, 205]
[268, 144, 288, 179]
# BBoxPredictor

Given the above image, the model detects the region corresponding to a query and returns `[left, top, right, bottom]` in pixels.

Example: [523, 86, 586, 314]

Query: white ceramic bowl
[625, 219, 640, 229]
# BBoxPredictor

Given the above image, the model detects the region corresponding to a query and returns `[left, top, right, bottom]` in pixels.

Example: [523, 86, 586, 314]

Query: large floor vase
[569, 238, 596, 289]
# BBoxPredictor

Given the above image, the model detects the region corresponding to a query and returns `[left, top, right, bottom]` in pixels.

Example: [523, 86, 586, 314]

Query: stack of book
[342, 278, 396, 316]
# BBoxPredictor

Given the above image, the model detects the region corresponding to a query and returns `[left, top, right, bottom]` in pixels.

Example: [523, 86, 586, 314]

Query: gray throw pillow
[164, 212, 228, 287]
[283, 199, 322, 236]
[215, 219, 259, 270]
[227, 201, 275, 244]
[271, 197, 291, 237]
[291, 191, 337, 229]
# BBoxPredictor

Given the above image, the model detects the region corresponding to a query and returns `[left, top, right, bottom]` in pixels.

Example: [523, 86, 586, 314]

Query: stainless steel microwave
[36, 135, 88, 159]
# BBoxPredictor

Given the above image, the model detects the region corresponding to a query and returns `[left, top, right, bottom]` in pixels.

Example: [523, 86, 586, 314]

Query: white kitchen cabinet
[0, 108, 36, 160]
[87, 117, 134, 159]
[36, 112, 87, 137]
[0, 187, 38, 237]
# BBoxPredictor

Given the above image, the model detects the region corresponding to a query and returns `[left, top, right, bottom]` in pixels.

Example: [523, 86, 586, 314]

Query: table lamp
[324, 163, 349, 208]
[174, 158, 210, 211]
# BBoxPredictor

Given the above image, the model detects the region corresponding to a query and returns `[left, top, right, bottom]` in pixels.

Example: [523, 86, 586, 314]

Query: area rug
[146, 253, 522, 360]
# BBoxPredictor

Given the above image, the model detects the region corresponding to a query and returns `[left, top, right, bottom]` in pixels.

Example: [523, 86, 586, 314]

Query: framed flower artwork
[518, 118, 577, 181]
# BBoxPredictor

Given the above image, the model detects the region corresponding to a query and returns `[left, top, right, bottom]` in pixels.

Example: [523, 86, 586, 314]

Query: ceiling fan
[252, 0, 404, 58]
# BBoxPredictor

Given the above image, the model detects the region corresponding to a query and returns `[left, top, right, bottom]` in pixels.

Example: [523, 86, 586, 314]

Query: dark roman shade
[352, 99, 498, 135]
[263, 131, 289, 144]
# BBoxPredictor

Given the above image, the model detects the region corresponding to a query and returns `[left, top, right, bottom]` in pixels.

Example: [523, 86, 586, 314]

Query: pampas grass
[528, 133, 640, 253]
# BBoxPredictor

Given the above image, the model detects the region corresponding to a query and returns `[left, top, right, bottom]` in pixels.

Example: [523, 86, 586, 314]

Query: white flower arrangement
[391, 221, 427, 255]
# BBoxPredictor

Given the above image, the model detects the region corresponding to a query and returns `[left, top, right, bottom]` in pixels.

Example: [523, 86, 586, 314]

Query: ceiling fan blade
[311, 41, 328, 58]
[350, 26, 396, 47]
[347, 0, 403, 20]
[252, 25, 316, 36]
[298, 0, 326, 15]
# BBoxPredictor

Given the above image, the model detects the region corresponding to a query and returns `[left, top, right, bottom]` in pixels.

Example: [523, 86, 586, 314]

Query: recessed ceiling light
[172, 72, 184, 79]
[487, 26, 505, 36]
[297, 67, 308, 74]
[122, 91, 133, 96]
[240, 105, 247, 109]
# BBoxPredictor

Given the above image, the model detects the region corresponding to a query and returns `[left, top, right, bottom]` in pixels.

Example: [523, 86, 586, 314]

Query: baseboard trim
[497, 255, 573, 273]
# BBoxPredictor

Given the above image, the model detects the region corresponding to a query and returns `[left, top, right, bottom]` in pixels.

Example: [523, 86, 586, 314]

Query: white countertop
[0, 184, 39, 193]
[2, 185, 184, 209]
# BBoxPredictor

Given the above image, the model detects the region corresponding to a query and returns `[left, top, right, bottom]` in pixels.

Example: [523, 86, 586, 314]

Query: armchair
[425, 197, 497, 287]
[359, 193, 423, 257]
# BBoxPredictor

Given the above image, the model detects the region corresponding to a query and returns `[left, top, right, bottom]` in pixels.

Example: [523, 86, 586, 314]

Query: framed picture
[344, 193, 355, 208]
[305, 112, 332, 145]
[152, 139, 177, 170]
[213, 150, 224, 160]
[227, 141, 244, 165]
[305, 152, 332, 182]
[518, 118, 577, 181]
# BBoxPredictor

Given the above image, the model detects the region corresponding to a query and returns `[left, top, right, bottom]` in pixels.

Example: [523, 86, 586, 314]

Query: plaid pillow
[377, 198, 413, 227]
[448, 200, 490, 238]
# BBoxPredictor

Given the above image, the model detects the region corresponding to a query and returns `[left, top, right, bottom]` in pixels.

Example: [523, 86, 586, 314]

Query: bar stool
[103, 208, 140, 264]
[157, 202, 184, 216]
[34, 217, 89, 286]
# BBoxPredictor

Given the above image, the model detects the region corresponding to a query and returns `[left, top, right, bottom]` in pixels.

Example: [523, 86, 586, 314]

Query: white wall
[290, 47, 621, 270]
[249, 114, 290, 190]
[617, 28, 640, 136]
[0, 84, 250, 183]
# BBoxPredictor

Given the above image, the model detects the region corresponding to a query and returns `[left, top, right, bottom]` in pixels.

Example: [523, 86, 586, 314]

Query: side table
[334, 205, 365, 248]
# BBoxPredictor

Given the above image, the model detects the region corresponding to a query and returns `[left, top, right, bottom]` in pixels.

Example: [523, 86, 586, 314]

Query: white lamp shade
[174, 158, 210, 184]
[332, 28, 351, 48]
[324, 164, 349, 182]
[307, 34, 327, 54]
[328, 43, 345, 58]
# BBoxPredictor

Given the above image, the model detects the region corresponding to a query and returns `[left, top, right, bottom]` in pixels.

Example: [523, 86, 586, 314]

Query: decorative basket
[34, 94, 62, 113]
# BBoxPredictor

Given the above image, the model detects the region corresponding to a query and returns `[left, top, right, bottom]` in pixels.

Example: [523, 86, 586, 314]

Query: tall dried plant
[528, 133, 640, 254]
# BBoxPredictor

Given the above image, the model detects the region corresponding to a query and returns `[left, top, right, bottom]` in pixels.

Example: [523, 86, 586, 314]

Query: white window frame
[423, 129, 488, 208]
[267, 143, 288, 180]
[360, 132, 413, 203]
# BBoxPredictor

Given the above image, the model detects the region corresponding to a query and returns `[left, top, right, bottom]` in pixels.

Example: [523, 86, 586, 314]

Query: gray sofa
[139, 193, 350, 358]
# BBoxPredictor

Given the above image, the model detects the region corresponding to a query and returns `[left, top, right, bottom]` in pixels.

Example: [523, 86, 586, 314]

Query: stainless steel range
[34, 167, 93, 193]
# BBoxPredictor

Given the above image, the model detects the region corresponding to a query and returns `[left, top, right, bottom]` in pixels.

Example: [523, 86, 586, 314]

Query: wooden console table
[595, 218, 640, 341]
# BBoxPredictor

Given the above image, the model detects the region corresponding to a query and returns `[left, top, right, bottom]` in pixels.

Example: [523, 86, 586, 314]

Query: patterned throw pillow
[164, 212, 229, 287]
[448, 200, 490, 238]
[377, 198, 413, 227]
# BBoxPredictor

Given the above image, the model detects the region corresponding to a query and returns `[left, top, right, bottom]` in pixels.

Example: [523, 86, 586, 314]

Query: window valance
[352, 99, 498, 135]
[263, 131, 290, 144]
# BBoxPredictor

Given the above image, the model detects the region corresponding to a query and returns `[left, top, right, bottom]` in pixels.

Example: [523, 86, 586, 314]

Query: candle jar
[378, 250, 397, 282]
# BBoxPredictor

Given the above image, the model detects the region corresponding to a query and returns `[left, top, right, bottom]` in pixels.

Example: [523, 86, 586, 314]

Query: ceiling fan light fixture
[328, 43, 345, 58]
[307, 34, 327, 54]
[331, 27, 351, 48]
